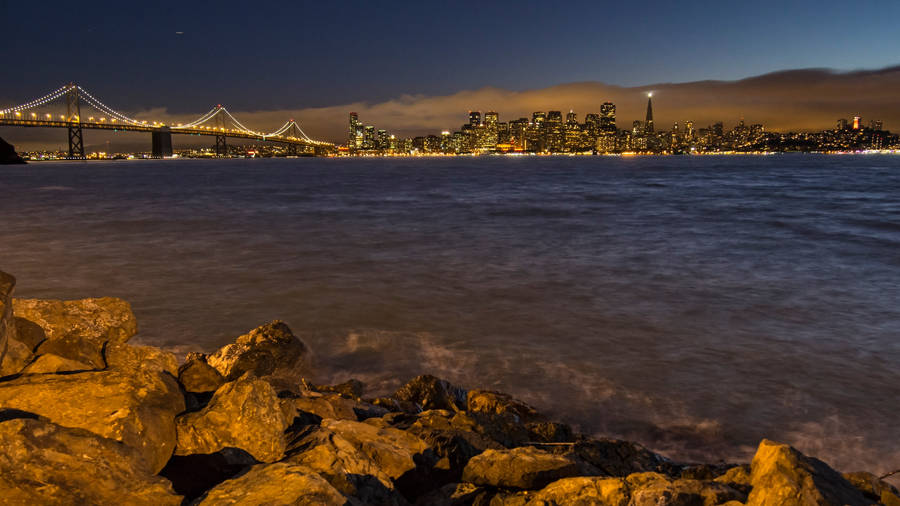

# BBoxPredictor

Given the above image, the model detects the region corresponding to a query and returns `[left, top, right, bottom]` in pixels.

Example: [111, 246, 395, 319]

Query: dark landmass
[0, 270, 897, 505]
[0, 137, 26, 164]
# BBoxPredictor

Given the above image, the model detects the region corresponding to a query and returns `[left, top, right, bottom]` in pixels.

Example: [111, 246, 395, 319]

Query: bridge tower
[66, 83, 85, 159]
[214, 107, 227, 157]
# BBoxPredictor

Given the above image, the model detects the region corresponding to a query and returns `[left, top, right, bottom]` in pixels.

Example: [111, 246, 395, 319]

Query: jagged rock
[198, 461, 354, 505]
[625, 472, 745, 506]
[177, 353, 225, 393]
[175, 373, 291, 462]
[0, 336, 33, 376]
[20, 352, 92, 374]
[0, 416, 181, 505]
[0, 367, 184, 473]
[285, 418, 432, 503]
[0, 272, 15, 369]
[105, 342, 178, 375]
[714, 464, 752, 494]
[414, 482, 493, 506]
[318, 378, 366, 399]
[291, 391, 389, 421]
[467, 389, 541, 422]
[746, 439, 869, 506]
[13, 297, 137, 368]
[526, 476, 631, 505]
[13, 316, 46, 349]
[549, 438, 679, 478]
[207, 320, 310, 391]
[160, 447, 258, 500]
[395, 375, 468, 412]
[0, 137, 26, 164]
[843, 471, 900, 505]
[371, 396, 423, 414]
[461, 446, 581, 490]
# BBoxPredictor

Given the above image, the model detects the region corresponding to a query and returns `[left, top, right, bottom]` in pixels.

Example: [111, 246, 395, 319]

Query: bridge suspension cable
[0, 85, 70, 115]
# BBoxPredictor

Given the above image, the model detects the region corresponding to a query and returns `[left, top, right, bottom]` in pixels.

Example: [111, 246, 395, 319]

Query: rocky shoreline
[0, 270, 897, 505]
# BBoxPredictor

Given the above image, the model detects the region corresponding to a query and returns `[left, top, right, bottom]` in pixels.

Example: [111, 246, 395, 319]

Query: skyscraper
[469, 111, 481, 127]
[348, 112, 363, 150]
[645, 93, 654, 134]
[600, 102, 616, 132]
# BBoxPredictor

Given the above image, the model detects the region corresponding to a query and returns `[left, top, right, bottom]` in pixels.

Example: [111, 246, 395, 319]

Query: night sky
[3, 1, 900, 144]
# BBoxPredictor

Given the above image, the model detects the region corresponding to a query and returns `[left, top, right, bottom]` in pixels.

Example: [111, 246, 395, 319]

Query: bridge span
[0, 83, 334, 158]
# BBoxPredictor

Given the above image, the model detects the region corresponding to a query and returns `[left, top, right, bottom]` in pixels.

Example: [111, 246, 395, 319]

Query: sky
[3, 0, 900, 145]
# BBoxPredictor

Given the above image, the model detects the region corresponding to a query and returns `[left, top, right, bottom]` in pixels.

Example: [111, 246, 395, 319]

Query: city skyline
[4, 64, 900, 151]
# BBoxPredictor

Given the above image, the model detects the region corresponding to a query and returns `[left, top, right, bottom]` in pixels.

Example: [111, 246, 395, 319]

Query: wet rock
[0, 335, 33, 376]
[467, 389, 541, 422]
[105, 342, 178, 375]
[414, 482, 492, 506]
[553, 438, 679, 477]
[0, 271, 15, 369]
[318, 378, 366, 399]
[160, 447, 258, 500]
[13, 316, 46, 349]
[285, 418, 431, 503]
[13, 297, 138, 368]
[177, 353, 225, 393]
[0, 417, 181, 505]
[395, 374, 468, 412]
[527, 476, 631, 505]
[746, 439, 869, 506]
[625, 472, 745, 506]
[198, 461, 353, 505]
[843, 471, 900, 505]
[20, 352, 92, 374]
[175, 373, 291, 462]
[714, 464, 752, 494]
[461, 446, 581, 490]
[207, 320, 310, 391]
[0, 367, 184, 473]
[295, 392, 364, 420]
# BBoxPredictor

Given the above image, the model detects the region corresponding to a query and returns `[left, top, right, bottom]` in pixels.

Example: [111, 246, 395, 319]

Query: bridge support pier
[152, 128, 173, 158]
[215, 134, 227, 157]
[67, 124, 85, 159]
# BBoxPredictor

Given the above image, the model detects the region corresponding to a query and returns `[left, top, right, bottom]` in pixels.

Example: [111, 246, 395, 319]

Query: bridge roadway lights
[151, 127, 173, 158]
[215, 134, 227, 157]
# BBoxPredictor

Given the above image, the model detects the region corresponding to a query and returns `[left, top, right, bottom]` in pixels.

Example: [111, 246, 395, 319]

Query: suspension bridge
[0, 83, 334, 158]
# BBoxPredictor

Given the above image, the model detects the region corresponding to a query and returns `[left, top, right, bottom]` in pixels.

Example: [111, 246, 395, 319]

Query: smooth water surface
[1, 155, 898, 476]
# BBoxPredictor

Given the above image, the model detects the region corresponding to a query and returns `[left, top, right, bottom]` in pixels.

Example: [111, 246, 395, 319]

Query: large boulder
[207, 320, 310, 392]
[553, 438, 680, 478]
[175, 373, 291, 462]
[198, 461, 353, 505]
[461, 446, 580, 490]
[0, 416, 181, 505]
[0, 368, 185, 473]
[285, 418, 432, 503]
[394, 375, 467, 412]
[13, 297, 138, 368]
[19, 353, 92, 374]
[0, 271, 15, 369]
[746, 439, 869, 506]
[105, 341, 178, 376]
[177, 352, 225, 394]
[843, 471, 900, 505]
[526, 476, 631, 505]
[625, 472, 745, 506]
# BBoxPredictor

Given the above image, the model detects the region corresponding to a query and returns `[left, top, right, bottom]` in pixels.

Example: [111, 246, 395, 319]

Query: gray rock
[461, 446, 580, 490]
[0, 416, 181, 505]
[207, 320, 310, 392]
[175, 373, 291, 462]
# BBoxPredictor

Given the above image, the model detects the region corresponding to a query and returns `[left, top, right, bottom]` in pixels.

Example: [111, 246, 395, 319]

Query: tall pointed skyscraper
[645, 93, 654, 134]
